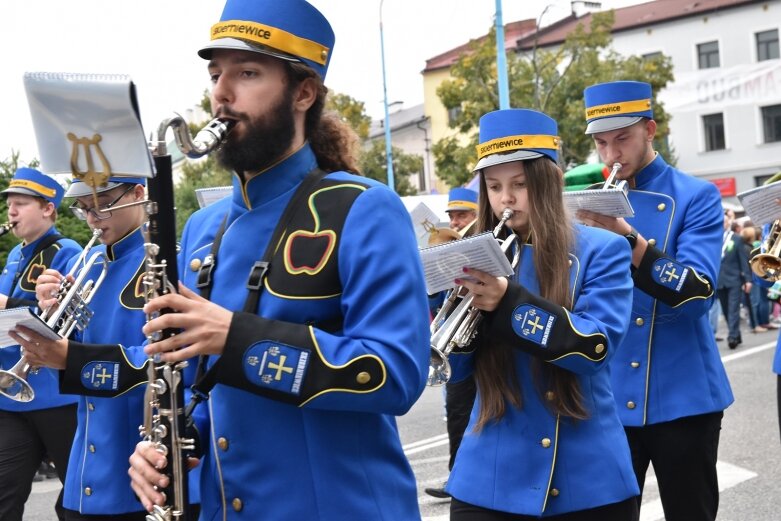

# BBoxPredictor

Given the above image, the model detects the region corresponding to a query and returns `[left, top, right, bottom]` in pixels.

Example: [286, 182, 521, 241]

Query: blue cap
[583, 81, 653, 134]
[198, 0, 334, 80]
[2, 167, 64, 207]
[447, 187, 478, 212]
[65, 176, 146, 198]
[474, 109, 560, 171]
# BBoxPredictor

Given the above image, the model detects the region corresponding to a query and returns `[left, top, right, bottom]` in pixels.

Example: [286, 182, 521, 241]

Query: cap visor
[198, 37, 300, 63]
[65, 181, 122, 198]
[1, 187, 41, 198]
[473, 149, 543, 172]
[585, 116, 642, 135]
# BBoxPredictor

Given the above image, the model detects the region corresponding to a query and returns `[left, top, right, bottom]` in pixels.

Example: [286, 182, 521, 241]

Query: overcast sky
[1, 0, 644, 162]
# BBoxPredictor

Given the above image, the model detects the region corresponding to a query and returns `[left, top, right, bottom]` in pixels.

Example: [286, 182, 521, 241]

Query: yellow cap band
[585, 98, 652, 121]
[211, 20, 330, 66]
[448, 200, 478, 211]
[476, 134, 560, 160]
[9, 179, 56, 198]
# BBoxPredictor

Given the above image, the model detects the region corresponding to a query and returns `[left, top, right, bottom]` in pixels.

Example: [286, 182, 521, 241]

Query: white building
[420, 0, 781, 204]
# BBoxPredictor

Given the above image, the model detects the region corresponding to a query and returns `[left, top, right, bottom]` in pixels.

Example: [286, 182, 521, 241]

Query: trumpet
[428, 208, 520, 386]
[0, 222, 16, 237]
[0, 229, 108, 402]
[751, 219, 781, 281]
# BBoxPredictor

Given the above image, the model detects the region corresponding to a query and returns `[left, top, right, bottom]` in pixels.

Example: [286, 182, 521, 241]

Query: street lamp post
[495, 0, 510, 109]
[379, 0, 395, 191]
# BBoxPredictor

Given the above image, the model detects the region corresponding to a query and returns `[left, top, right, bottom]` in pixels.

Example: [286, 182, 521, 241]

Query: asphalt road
[21, 323, 781, 520]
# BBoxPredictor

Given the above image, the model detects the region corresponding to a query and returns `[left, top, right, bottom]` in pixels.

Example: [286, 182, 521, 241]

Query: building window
[697, 41, 720, 69]
[703, 113, 725, 151]
[762, 104, 781, 143]
[756, 29, 780, 61]
[642, 51, 662, 61]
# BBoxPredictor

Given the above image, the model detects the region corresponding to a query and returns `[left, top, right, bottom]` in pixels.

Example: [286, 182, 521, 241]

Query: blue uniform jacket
[177, 144, 429, 521]
[611, 154, 733, 426]
[446, 225, 639, 516]
[0, 226, 81, 412]
[52, 227, 151, 514]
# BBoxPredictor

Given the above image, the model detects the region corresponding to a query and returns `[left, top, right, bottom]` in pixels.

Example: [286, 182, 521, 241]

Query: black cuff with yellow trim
[483, 281, 608, 362]
[60, 341, 148, 397]
[6, 297, 36, 309]
[633, 245, 713, 307]
[217, 313, 385, 406]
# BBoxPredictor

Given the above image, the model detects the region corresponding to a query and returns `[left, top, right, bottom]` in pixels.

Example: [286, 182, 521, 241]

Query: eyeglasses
[69, 185, 135, 221]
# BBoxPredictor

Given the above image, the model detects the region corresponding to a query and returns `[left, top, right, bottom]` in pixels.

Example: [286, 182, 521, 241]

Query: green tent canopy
[564, 163, 607, 192]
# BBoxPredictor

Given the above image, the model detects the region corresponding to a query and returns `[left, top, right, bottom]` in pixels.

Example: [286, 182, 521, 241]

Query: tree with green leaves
[433, 11, 675, 187]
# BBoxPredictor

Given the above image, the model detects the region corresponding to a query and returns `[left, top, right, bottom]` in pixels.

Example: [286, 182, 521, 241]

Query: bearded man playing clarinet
[128, 0, 430, 520]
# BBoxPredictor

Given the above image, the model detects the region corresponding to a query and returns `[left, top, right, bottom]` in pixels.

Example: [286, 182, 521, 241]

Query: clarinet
[140, 115, 232, 521]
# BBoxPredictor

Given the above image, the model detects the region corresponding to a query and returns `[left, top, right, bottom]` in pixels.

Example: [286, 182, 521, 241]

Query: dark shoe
[32, 471, 44, 482]
[424, 481, 451, 499]
[44, 462, 57, 479]
[728, 338, 739, 349]
[715, 336, 725, 341]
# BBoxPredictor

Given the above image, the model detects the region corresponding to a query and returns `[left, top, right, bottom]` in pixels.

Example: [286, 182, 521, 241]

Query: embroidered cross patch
[652, 258, 689, 292]
[81, 361, 119, 391]
[511, 304, 555, 346]
[244, 341, 310, 395]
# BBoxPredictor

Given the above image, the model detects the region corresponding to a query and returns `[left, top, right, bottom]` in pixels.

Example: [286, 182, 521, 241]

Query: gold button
[89, 444, 96, 453]
[88, 402, 94, 411]
[545, 391, 555, 401]
[218, 437, 229, 451]
[657, 203, 666, 211]
[627, 401, 636, 409]
[568, 259, 572, 266]
[190, 258, 202, 271]
[232, 498, 243, 512]
[321, 50, 328, 60]
[84, 487, 92, 496]
[541, 438, 551, 448]
[648, 238, 657, 246]
[595, 343, 605, 354]
[356, 371, 371, 384]
[630, 361, 640, 368]
[635, 317, 644, 326]
[550, 488, 560, 497]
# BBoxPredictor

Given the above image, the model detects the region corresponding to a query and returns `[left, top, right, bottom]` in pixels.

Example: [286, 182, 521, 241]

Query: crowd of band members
[0, 1, 779, 520]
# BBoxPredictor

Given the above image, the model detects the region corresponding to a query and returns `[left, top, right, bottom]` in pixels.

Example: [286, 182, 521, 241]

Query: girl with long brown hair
[444, 109, 640, 520]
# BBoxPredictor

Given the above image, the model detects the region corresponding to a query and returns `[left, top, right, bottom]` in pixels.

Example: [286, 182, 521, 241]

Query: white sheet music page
[409, 202, 442, 248]
[737, 182, 781, 226]
[563, 189, 635, 219]
[419, 232, 514, 294]
[195, 186, 232, 209]
[0, 307, 61, 348]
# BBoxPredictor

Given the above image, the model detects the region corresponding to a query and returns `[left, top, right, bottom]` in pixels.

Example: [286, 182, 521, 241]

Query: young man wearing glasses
[12, 176, 163, 520]
[0, 167, 82, 521]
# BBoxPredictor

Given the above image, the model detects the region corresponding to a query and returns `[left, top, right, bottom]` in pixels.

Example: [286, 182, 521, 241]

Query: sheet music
[563, 189, 635, 219]
[24, 72, 154, 179]
[737, 182, 781, 226]
[195, 186, 232, 209]
[419, 232, 514, 294]
[409, 202, 443, 248]
[0, 307, 61, 348]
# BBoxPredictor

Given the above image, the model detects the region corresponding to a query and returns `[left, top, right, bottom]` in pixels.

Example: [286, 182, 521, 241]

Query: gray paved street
[21, 324, 781, 520]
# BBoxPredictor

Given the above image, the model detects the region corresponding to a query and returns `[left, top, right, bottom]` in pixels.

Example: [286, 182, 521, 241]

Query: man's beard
[216, 89, 296, 175]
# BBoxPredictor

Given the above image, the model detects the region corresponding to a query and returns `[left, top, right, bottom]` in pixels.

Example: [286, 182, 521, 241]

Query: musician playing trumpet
[442, 109, 640, 520]
[10, 176, 179, 521]
[0, 167, 81, 521]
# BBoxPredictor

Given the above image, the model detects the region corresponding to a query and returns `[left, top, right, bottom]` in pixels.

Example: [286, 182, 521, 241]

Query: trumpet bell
[428, 227, 461, 246]
[427, 347, 451, 387]
[0, 367, 34, 403]
[750, 253, 781, 281]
